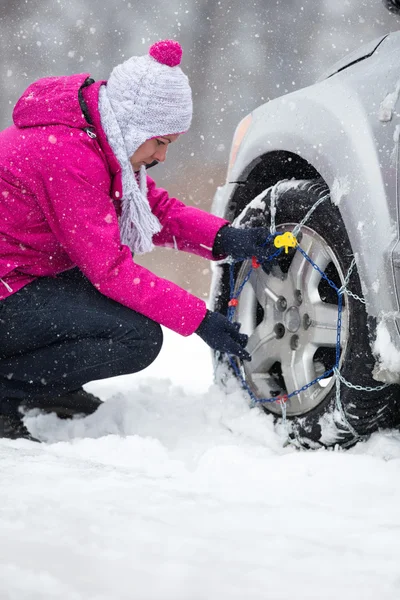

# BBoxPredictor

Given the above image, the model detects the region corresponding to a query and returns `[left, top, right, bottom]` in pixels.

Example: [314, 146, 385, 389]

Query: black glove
[195, 310, 251, 361]
[213, 225, 272, 261]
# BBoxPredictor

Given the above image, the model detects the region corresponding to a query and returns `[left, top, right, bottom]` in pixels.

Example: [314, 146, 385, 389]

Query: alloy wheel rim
[234, 224, 349, 416]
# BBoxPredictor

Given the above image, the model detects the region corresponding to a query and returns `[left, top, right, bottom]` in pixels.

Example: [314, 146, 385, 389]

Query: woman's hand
[213, 225, 272, 261]
[195, 310, 251, 361]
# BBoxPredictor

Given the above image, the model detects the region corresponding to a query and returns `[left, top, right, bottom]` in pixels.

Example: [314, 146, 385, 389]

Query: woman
[0, 40, 272, 440]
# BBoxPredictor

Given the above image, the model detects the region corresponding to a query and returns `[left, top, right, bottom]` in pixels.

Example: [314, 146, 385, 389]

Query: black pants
[0, 269, 163, 408]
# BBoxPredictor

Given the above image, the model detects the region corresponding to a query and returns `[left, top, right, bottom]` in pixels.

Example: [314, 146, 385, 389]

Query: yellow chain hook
[274, 232, 297, 254]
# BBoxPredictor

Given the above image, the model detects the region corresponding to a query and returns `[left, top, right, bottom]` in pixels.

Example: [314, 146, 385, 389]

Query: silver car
[210, 3, 400, 448]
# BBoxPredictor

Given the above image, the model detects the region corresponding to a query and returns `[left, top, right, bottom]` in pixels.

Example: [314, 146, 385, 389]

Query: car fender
[223, 47, 400, 334]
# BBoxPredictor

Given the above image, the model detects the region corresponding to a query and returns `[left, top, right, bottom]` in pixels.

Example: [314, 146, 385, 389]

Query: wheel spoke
[281, 347, 316, 400]
[287, 248, 308, 290]
[249, 268, 281, 307]
[247, 324, 281, 373]
[289, 237, 331, 301]
[307, 303, 340, 347]
[236, 279, 258, 335]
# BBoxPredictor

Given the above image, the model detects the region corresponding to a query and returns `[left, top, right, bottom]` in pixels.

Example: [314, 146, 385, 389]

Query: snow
[373, 318, 400, 375]
[2, 328, 400, 599]
[379, 80, 400, 122]
[330, 176, 350, 206]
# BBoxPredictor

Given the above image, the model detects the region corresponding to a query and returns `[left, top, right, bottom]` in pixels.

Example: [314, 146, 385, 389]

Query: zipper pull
[0, 278, 12, 293]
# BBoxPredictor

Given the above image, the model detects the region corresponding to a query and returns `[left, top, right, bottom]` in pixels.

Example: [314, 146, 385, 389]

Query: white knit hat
[98, 40, 193, 254]
[105, 39, 192, 157]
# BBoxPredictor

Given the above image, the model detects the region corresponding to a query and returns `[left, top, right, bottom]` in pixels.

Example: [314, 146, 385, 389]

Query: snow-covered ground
[1, 329, 400, 600]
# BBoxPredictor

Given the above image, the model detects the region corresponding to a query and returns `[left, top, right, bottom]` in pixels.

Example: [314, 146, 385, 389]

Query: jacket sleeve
[147, 176, 229, 259]
[33, 135, 207, 336]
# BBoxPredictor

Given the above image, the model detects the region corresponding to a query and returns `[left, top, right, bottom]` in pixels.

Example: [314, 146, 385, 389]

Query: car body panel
[318, 34, 388, 81]
[212, 31, 400, 378]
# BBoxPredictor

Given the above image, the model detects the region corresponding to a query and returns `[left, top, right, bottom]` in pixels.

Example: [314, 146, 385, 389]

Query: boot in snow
[0, 411, 40, 442]
[23, 388, 103, 419]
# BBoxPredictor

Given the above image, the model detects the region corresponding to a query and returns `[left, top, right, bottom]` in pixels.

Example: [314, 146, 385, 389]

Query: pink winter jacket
[0, 73, 228, 335]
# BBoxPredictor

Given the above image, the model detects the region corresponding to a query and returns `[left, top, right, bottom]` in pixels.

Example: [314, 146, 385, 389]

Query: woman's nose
[153, 146, 168, 162]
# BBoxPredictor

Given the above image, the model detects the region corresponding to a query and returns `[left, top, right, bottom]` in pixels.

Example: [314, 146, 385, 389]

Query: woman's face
[129, 134, 180, 171]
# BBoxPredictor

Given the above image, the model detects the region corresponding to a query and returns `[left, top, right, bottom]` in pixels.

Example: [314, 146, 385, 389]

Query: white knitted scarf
[98, 86, 161, 255]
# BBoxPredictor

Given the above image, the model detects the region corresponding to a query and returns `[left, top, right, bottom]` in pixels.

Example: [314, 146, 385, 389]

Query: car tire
[211, 179, 400, 447]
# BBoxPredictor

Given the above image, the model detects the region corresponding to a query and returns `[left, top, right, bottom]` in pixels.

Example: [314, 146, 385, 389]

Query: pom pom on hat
[149, 40, 182, 67]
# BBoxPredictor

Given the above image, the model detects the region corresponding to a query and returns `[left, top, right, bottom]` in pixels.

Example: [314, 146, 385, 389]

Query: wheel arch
[224, 150, 323, 222]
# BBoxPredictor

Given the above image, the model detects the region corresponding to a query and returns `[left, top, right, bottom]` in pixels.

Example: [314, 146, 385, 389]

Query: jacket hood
[13, 73, 92, 129]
